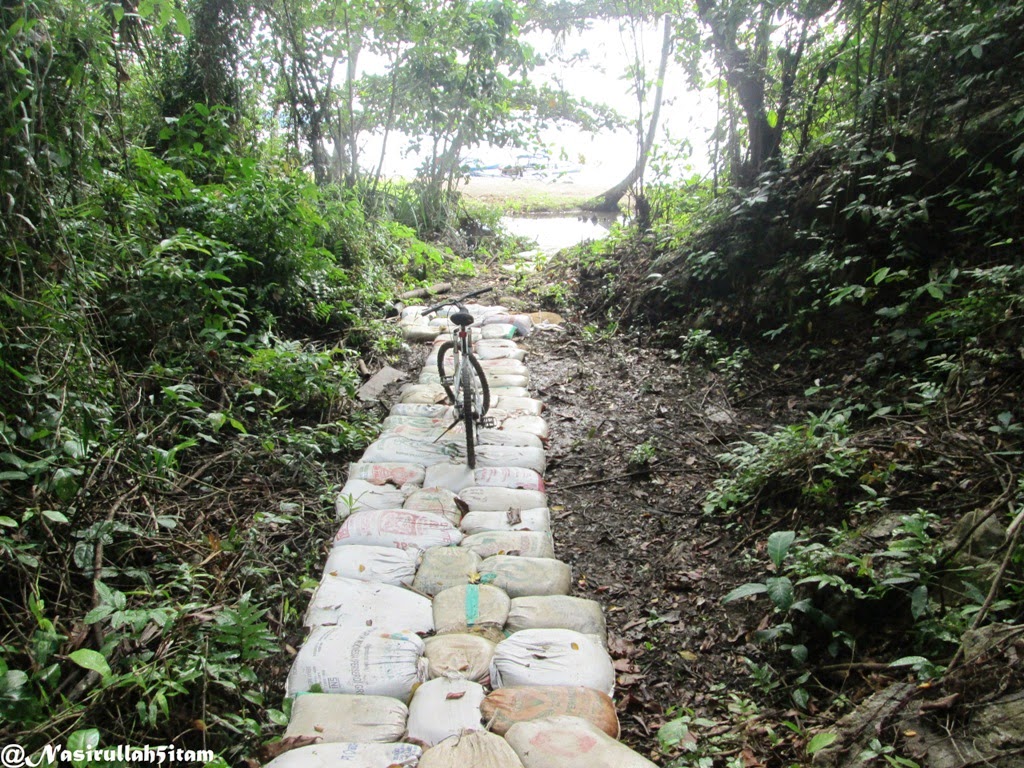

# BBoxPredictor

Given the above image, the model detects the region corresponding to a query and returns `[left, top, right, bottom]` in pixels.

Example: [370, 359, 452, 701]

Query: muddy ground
[522, 321, 780, 764]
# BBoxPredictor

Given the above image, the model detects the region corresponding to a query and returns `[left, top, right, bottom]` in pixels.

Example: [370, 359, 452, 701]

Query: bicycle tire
[468, 352, 490, 419]
[461, 353, 490, 468]
[462, 366, 476, 468]
[436, 340, 458, 405]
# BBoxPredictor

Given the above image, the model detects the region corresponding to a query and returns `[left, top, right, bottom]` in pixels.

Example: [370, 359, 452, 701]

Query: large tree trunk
[589, 15, 672, 213]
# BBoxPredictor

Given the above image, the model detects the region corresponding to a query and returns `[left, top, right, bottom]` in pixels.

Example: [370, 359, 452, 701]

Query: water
[501, 213, 616, 252]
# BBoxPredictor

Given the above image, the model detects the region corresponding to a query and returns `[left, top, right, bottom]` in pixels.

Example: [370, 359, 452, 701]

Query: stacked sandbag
[412, 547, 481, 596]
[460, 508, 551, 536]
[505, 596, 607, 642]
[286, 627, 426, 699]
[490, 629, 615, 696]
[335, 478, 409, 518]
[348, 462, 426, 488]
[303, 576, 432, 632]
[406, 678, 486, 746]
[481, 687, 619, 738]
[262, 742, 423, 768]
[285, 693, 408, 743]
[334, 509, 463, 550]
[418, 731, 524, 768]
[433, 584, 510, 639]
[505, 716, 659, 768]
[478, 556, 571, 597]
[321, 544, 418, 585]
[273, 304, 667, 768]
[460, 531, 555, 560]
[423, 634, 496, 683]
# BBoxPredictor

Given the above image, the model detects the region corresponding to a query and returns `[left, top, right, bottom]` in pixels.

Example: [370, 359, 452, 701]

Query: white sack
[286, 627, 426, 699]
[333, 509, 462, 551]
[490, 630, 615, 696]
[263, 742, 422, 768]
[304, 576, 433, 632]
[460, 531, 555, 560]
[322, 544, 419, 586]
[406, 677, 486, 747]
[285, 693, 408, 743]
[460, 509, 551, 536]
[478, 556, 570, 598]
[459, 487, 548, 512]
[506, 596, 606, 641]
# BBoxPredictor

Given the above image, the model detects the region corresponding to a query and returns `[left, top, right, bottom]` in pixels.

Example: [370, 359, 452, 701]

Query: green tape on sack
[465, 584, 479, 626]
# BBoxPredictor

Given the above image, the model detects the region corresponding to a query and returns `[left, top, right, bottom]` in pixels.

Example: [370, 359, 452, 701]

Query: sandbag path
[267, 301, 659, 768]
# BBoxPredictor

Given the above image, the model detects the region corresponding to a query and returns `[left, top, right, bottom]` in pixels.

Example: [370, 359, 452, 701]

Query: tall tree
[695, 0, 830, 178]
[591, 12, 673, 212]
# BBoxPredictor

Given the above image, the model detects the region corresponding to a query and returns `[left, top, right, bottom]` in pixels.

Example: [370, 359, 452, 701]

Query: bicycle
[421, 287, 493, 468]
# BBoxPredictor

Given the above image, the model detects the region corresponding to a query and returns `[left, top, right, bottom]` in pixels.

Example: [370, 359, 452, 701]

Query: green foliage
[703, 410, 873, 515]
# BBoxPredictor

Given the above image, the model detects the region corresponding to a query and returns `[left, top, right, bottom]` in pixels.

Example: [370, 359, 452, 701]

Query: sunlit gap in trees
[346, 17, 716, 185]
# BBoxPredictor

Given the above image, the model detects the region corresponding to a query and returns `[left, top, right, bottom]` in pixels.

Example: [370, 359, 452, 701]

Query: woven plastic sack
[473, 445, 545, 473]
[490, 630, 614, 695]
[406, 677, 486, 747]
[481, 323, 517, 340]
[322, 544, 418, 586]
[423, 634, 496, 683]
[404, 487, 463, 525]
[473, 343, 527, 362]
[389, 403, 451, 419]
[505, 596, 606, 641]
[334, 509, 462, 551]
[285, 693, 409, 743]
[411, 547, 482, 597]
[481, 686, 619, 738]
[478, 358, 529, 376]
[477, 428, 543, 448]
[433, 584, 510, 637]
[286, 627, 426, 699]
[460, 531, 555, 560]
[304, 576, 433, 632]
[263, 742, 422, 768]
[336, 479, 408, 519]
[497, 415, 549, 440]
[361, 436, 453, 466]
[418, 731, 524, 768]
[478, 556, 569, 597]
[460, 509, 551, 536]
[505, 716, 659, 768]
[347, 462, 426, 488]
[423, 464, 476, 493]
[459, 487, 547, 512]
[474, 467, 545, 491]
[491, 397, 543, 417]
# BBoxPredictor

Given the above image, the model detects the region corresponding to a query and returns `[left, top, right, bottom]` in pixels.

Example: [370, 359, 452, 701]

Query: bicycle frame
[422, 288, 493, 467]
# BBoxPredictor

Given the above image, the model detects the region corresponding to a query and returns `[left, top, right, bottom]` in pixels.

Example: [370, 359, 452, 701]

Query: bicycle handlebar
[421, 287, 493, 315]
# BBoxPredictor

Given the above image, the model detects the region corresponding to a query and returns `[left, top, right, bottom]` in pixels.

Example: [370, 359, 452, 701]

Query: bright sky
[363, 18, 716, 185]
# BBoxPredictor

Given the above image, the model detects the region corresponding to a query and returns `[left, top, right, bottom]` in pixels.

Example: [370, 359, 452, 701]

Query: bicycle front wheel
[436, 340, 458, 405]
[461, 353, 490, 468]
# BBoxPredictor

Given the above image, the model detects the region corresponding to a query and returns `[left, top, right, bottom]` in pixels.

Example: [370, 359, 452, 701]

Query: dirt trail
[523, 328, 755, 762]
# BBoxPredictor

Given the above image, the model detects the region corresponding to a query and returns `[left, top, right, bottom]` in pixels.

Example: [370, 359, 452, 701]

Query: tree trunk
[589, 15, 672, 213]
